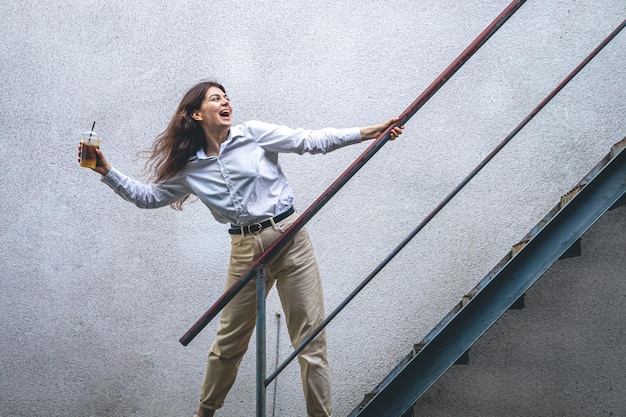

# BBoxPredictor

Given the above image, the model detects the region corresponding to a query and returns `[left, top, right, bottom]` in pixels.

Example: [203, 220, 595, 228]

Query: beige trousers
[199, 212, 332, 417]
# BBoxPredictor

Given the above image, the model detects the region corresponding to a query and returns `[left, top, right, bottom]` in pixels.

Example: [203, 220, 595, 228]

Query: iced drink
[79, 131, 101, 169]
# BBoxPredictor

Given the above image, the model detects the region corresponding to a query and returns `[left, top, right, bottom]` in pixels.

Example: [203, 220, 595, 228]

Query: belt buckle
[247, 222, 263, 234]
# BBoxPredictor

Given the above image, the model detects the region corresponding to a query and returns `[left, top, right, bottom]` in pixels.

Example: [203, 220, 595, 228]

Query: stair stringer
[348, 137, 626, 417]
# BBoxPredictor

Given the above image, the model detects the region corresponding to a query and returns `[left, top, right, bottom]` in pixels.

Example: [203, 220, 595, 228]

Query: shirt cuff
[101, 167, 124, 188]
[346, 127, 363, 144]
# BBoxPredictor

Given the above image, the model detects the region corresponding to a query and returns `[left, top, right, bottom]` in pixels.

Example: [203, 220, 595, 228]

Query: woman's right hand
[360, 118, 404, 141]
[78, 145, 111, 176]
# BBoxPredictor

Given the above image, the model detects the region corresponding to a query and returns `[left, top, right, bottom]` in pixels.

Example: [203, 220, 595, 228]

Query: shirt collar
[189, 127, 241, 161]
[194, 147, 210, 160]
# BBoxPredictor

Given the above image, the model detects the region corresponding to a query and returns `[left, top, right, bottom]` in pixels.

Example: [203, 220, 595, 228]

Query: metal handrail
[179, 0, 527, 348]
[178, 1, 534, 415]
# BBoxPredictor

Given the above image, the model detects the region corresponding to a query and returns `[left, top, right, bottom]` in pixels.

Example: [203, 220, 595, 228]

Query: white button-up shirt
[102, 120, 362, 225]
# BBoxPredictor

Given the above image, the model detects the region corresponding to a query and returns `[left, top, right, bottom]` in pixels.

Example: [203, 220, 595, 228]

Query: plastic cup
[79, 131, 102, 169]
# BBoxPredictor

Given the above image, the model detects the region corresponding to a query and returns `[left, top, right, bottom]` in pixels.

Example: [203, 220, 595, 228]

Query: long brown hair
[146, 81, 226, 210]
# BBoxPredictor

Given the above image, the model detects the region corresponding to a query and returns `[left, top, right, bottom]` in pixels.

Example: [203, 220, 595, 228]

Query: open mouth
[219, 110, 231, 118]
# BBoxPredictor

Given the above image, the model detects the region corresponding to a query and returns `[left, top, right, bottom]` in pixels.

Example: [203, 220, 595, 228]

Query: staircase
[349, 137, 626, 417]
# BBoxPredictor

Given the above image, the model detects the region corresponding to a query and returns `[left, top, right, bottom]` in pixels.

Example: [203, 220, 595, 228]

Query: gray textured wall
[1, 1, 624, 416]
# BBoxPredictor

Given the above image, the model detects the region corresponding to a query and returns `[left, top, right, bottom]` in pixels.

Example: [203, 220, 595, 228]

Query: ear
[191, 110, 202, 121]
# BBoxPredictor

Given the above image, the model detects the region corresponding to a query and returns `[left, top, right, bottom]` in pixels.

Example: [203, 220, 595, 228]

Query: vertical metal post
[256, 266, 267, 417]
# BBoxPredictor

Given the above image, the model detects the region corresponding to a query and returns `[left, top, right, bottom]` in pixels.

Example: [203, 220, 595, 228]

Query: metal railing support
[256, 266, 267, 417]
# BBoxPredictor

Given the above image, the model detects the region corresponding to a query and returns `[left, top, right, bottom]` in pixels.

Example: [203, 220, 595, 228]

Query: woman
[79, 81, 403, 417]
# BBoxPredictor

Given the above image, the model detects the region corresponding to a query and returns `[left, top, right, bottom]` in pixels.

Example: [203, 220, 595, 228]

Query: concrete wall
[1, 1, 624, 416]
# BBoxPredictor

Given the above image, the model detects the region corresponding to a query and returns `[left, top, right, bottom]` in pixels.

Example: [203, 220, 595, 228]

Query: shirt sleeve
[243, 120, 362, 155]
[101, 167, 191, 209]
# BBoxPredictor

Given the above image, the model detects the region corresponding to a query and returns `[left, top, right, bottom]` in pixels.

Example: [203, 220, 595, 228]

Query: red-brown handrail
[179, 0, 528, 347]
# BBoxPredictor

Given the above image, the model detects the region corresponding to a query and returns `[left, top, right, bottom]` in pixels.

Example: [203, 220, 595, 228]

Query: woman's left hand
[360, 118, 405, 141]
